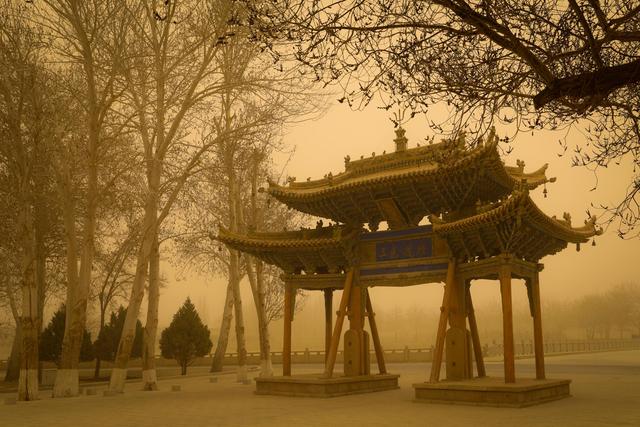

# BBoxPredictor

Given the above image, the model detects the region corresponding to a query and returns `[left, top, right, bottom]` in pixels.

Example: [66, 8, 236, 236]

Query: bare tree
[91, 228, 138, 379]
[606, 283, 640, 338]
[108, 0, 244, 392]
[0, 257, 21, 383]
[244, 149, 307, 377]
[174, 53, 318, 381]
[0, 2, 60, 399]
[247, 0, 640, 236]
[26, 0, 132, 397]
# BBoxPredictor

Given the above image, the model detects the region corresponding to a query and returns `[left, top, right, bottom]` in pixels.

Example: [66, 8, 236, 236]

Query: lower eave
[432, 191, 601, 262]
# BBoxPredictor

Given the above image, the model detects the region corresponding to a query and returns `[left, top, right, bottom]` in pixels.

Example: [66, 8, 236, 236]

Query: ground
[1, 350, 639, 427]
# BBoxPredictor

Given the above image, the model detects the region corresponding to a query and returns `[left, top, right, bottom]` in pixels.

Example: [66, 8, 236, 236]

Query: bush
[160, 298, 212, 375]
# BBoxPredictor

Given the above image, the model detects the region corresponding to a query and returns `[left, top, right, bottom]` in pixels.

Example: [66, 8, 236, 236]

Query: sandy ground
[1, 350, 638, 427]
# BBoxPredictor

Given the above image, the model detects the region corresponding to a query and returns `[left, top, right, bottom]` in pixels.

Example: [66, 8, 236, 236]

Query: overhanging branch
[534, 59, 640, 109]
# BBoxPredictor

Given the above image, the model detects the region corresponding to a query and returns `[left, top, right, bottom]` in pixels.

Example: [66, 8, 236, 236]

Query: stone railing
[1, 338, 638, 371]
[219, 338, 640, 365]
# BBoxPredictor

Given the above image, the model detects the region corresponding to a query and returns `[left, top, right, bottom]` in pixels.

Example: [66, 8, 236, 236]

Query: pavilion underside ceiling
[267, 132, 553, 228]
[432, 191, 601, 262]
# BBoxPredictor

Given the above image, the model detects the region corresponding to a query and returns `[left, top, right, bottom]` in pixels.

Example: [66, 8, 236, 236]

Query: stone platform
[255, 373, 400, 397]
[413, 377, 571, 407]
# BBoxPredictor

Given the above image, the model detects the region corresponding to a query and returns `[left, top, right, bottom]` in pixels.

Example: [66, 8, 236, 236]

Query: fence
[1, 338, 638, 371]
[219, 338, 640, 366]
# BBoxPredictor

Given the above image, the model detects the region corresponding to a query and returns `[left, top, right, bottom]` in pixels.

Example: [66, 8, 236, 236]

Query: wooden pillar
[499, 263, 516, 383]
[324, 269, 354, 378]
[366, 289, 387, 374]
[430, 258, 455, 383]
[448, 277, 466, 329]
[283, 282, 293, 376]
[323, 289, 333, 363]
[445, 274, 469, 380]
[349, 279, 363, 330]
[345, 271, 366, 376]
[531, 269, 546, 379]
[466, 282, 486, 377]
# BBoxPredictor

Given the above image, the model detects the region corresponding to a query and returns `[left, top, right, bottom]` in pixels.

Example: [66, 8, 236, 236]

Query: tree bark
[230, 249, 247, 382]
[108, 209, 155, 392]
[142, 234, 160, 391]
[109, 109, 164, 393]
[54, 39, 101, 397]
[246, 259, 272, 377]
[228, 166, 247, 382]
[34, 184, 47, 385]
[534, 58, 640, 109]
[53, 157, 80, 398]
[211, 280, 234, 372]
[4, 324, 22, 382]
[4, 279, 21, 383]
[94, 304, 106, 379]
[18, 200, 39, 401]
[245, 152, 272, 376]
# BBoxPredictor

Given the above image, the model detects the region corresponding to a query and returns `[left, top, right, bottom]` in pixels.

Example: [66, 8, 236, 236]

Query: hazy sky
[155, 99, 640, 348]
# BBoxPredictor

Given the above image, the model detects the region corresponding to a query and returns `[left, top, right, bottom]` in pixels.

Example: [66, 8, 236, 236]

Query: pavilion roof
[216, 225, 356, 274]
[267, 129, 554, 229]
[431, 191, 602, 262]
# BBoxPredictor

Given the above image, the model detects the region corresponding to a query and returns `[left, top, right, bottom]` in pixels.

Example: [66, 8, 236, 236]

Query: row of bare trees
[474, 283, 640, 342]
[1, 0, 316, 401]
[368, 283, 640, 348]
[570, 283, 640, 340]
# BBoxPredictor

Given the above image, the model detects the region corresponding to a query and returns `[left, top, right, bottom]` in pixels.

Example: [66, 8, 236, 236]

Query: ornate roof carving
[267, 129, 555, 227]
[216, 224, 358, 273]
[431, 191, 602, 262]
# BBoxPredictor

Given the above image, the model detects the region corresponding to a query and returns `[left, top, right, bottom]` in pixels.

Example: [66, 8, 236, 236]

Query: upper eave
[266, 130, 554, 224]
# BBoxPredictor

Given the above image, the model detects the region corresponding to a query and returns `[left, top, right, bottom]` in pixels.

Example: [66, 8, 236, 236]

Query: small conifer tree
[160, 298, 213, 375]
[93, 306, 143, 371]
[40, 305, 93, 366]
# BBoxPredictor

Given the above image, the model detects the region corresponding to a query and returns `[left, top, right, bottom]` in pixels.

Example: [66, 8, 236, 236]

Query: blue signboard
[357, 225, 448, 278]
[375, 237, 432, 261]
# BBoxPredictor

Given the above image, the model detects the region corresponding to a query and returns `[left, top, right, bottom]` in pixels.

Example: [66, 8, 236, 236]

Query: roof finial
[394, 127, 408, 152]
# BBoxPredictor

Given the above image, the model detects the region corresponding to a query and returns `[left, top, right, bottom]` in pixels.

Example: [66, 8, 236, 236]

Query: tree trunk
[4, 324, 21, 382]
[54, 57, 100, 396]
[228, 168, 247, 382]
[5, 279, 21, 383]
[93, 358, 102, 380]
[230, 252, 247, 382]
[245, 152, 272, 376]
[55, 166, 96, 398]
[108, 133, 161, 393]
[108, 224, 153, 392]
[246, 258, 272, 377]
[94, 307, 106, 379]
[34, 172, 47, 385]
[181, 361, 187, 376]
[53, 160, 80, 398]
[18, 202, 39, 401]
[256, 263, 272, 377]
[211, 280, 234, 372]
[142, 235, 160, 391]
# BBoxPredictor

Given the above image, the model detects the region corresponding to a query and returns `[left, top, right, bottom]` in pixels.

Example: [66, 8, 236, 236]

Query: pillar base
[413, 377, 570, 407]
[255, 373, 399, 397]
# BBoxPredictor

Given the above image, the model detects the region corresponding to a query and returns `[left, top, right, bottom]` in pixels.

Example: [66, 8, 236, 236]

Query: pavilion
[218, 128, 600, 406]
